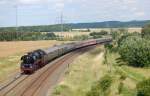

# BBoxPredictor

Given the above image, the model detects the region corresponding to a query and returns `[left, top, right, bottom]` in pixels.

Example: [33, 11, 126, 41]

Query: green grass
[116, 66, 146, 81]
[121, 85, 136, 96]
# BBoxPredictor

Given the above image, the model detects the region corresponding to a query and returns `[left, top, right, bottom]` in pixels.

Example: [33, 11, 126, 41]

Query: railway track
[20, 52, 77, 96]
[0, 74, 23, 91]
[0, 45, 96, 96]
[0, 75, 29, 96]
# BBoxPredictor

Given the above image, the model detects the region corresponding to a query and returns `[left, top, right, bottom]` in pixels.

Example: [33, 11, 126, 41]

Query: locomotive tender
[21, 37, 112, 74]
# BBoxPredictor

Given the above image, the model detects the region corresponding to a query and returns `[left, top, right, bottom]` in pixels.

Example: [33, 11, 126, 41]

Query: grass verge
[52, 45, 109, 96]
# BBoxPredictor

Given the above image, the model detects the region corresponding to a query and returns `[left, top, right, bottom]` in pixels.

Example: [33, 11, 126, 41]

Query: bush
[99, 75, 113, 92]
[142, 24, 150, 40]
[120, 74, 127, 80]
[136, 78, 150, 96]
[111, 31, 120, 40]
[104, 44, 113, 51]
[45, 32, 56, 40]
[118, 82, 124, 94]
[53, 84, 70, 95]
[119, 36, 150, 67]
[90, 30, 108, 39]
[90, 31, 108, 36]
[86, 75, 113, 96]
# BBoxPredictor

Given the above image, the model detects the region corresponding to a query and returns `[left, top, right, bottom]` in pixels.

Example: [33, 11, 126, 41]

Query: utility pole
[60, 12, 64, 39]
[15, 3, 18, 38]
[106, 21, 110, 34]
[60, 12, 64, 33]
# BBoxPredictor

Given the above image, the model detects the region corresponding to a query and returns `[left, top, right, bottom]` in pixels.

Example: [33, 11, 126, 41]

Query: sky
[0, 0, 149, 27]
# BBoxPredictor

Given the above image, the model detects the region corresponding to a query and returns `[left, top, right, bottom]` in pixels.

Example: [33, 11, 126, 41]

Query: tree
[90, 31, 108, 39]
[142, 24, 150, 39]
[119, 36, 150, 67]
[45, 32, 56, 40]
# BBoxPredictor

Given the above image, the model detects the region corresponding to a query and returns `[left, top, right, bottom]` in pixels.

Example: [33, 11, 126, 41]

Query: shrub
[119, 36, 150, 67]
[104, 44, 113, 51]
[90, 30, 108, 39]
[53, 84, 70, 95]
[90, 31, 108, 36]
[136, 78, 150, 96]
[118, 82, 124, 94]
[142, 24, 150, 40]
[86, 75, 113, 96]
[99, 75, 113, 92]
[120, 74, 127, 80]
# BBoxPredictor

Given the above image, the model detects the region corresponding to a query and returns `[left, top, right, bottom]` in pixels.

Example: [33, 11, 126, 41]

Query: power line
[60, 12, 64, 33]
[15, 4, 18, 33]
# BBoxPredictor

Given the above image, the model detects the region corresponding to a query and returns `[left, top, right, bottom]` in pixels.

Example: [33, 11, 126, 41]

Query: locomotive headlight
[30, 65, 33, 68]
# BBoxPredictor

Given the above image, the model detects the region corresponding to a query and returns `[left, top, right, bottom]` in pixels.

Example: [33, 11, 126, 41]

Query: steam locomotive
[20, 38, 112, 74]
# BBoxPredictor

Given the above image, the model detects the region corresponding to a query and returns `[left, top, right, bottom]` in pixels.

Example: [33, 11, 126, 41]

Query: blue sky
[0, 0, 149, 27]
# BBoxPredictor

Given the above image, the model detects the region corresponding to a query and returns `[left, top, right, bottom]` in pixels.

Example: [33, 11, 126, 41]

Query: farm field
[53, 27, 142, 37]
[0, 40, 68, 82]
[88, 27, 142, 33]
[54, 32, 90, 38]
[0, 40, 67, 58]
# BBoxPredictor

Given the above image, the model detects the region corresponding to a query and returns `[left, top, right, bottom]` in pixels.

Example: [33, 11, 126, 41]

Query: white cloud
[0, 0, 7, 4]
[135, 11, 145, 17]
[54, 3, 65, 12]
[0, 0, 44, 5]
[18, 0, 42, 4]
[48, 0, 75, 12]
[0, 0, 14, 4]
[131, 7, 138, 11]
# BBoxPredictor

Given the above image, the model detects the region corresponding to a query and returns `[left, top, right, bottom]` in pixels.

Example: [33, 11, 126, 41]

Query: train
[20, 37, 112, 74]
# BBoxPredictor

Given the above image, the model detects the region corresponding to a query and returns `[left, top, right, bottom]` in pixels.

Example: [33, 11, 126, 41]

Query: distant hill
[69, 20, 150, 29]
[0, 20, 150, 32]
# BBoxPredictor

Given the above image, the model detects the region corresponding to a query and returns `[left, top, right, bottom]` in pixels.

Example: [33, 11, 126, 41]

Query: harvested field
[0, 40, 66, 58]
[54, 32, 90, 38]
[72, 28, 142, 33]
[51, 28, 142, 37]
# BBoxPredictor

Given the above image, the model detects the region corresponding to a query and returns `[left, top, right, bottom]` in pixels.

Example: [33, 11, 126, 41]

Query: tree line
[89, 30, 108, 39]
[0, 24, 70, 33]
[0, 32, 57, 41]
